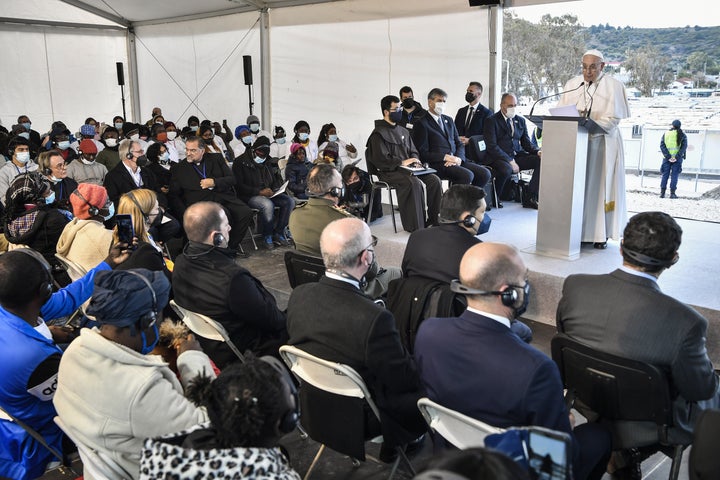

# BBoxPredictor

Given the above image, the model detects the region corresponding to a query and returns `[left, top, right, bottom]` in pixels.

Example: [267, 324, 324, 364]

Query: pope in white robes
[558, 49, 630, 246]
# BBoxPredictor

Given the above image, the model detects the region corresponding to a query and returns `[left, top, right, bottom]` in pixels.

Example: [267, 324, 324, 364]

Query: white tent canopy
[1, 0, 564, 151]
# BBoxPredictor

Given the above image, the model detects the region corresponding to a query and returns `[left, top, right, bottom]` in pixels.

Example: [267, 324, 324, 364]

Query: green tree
[624, 45, 665, 96]
[686, 51, 710, 73]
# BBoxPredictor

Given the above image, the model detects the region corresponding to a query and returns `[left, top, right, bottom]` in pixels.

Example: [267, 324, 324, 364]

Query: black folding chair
[284, 250, 325, 289]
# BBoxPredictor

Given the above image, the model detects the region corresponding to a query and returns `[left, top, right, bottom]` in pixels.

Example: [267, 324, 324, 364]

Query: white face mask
[130, 134, 140, 141]
[58, 141, 71, 150]
[81, 158, 95, 165]
[105, 138, 118, 147]
[15, 151, 30, 164]
[505, 107, 516, 119]
[166, 131, 177, 140]
[433, 102, 446, 115]
[250, 123, 260, 133]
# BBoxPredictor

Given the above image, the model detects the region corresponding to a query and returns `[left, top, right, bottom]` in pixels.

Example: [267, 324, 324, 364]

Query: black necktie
[465, 106, 474, 133]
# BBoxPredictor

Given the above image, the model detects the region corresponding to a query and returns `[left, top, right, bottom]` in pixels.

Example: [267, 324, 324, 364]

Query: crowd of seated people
[1, 102, 718, 480]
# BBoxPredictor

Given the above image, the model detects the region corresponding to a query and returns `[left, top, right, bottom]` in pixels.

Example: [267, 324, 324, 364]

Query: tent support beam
[260, 8, 272, 128]
[57, 0, 130, 27]
[0, 17, 125, 31]
[487, 4, 504, 111]
[127, 28, 141, 123]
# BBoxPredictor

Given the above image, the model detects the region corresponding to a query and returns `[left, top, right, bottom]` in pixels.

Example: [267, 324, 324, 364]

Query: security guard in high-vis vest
[660, 119, 688, 199]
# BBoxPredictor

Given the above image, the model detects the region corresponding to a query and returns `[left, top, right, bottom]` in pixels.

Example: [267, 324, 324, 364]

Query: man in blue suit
[484, 93, 542, 209]
[413, 88, 490, 190]
[415, 242, 610, 480]
[454, 81, 493, 144]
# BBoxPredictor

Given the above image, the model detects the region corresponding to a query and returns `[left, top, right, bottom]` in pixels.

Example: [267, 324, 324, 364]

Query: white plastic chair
[54, 416, 129, 480]
[54, 253, 88, 282]
[417, 397, 505, 449]
[279, 345, 415, 479]
[169, 300, 245, 362]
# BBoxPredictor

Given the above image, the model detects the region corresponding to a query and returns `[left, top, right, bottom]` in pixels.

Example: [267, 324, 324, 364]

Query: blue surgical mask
[103, 202, 115, 221]
[250, 123, 260, 133]
[241, 136, 253, 145]
[328, 134, 338, 142]
[15, 151, 30, 164]
[114, 122, 124, 130]
[298, 132, 309, 141]
[190, 125, 199, 132]
[45, 191, 56, 204]
[159, 152, 170, 162]
[22, 122, 32, 131]
[253, 155, 266, 164]
[19, 132, 30, 140]
[276, 137, 286, 145]
[58, 141, 71, 150]
[140, 323, 159, 355]
[476, 213, 492, 236]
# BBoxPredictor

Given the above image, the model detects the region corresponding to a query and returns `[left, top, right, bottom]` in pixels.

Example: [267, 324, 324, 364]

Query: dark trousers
[486, 152, 541, 196]
[377, 170, 442, 232]
[432, 161, 491, 189]
[221, 200, 254, 249]
[660, 158, 683, 191]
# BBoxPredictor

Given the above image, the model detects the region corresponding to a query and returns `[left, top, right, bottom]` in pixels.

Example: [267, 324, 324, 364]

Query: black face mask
[402, 97, 415, 109]
[136, 155, 149, 168]
[389, 110, 403, 123]
[465, 91, 477, 103]
[150, 207, 165, 228]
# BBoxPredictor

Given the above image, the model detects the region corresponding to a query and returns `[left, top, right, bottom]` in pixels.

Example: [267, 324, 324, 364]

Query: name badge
[406, 123, 413, 130]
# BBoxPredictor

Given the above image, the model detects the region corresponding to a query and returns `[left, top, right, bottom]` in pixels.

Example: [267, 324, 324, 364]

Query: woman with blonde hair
[113, 188, 171, 278]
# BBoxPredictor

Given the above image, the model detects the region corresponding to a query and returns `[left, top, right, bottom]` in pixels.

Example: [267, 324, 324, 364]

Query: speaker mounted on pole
[469, 0, 501, 5]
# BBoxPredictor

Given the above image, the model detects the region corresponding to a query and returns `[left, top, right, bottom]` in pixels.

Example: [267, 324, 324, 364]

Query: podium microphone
[585, 81, 595, 118]
[529, 81, 585, 117]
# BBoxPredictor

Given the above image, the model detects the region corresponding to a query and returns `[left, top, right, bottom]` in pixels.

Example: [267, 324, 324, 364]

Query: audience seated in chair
[414, 243, 611, 480]
[53, 269, 214, 480]
[286, 217, 427, 461]
[0, 246, 130, 480]
[140, 355, 301, 480]
[172, 201, 288, 369]
[556, 211, 720, 478]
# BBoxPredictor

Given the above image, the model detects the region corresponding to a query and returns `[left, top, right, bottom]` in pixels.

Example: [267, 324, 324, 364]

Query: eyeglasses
[581, 63, 601, 72]
[360, 237, 378, 256]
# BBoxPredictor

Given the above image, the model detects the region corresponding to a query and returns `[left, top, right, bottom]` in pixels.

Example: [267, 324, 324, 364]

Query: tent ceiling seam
[58, 0, 130, 27]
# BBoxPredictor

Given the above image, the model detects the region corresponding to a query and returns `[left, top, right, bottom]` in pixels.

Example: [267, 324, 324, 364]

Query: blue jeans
[660, 158, 683, 191]
[248, 194, 295, 237]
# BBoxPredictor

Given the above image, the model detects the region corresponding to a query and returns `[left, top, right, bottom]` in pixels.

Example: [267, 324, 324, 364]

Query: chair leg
[388, 188, 397, 233]
[668, 445, 684, 480]
[247, 226, 258, 250]
[303, 444, 325, 480]
[388, 445, 416, 479]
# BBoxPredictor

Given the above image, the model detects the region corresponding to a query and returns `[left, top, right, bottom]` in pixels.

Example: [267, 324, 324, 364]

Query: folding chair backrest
[466, 135, 487, 164]
[551, 334, 674, 427]
[169, 300, 245, 362]
[54, 416, 129, 480]
[279, 345, 380, 420]
[55, 253, 88, 282]
[284, 250, 325, 289]
[417, 397, 504, 449]
[689, 409, 720, 480]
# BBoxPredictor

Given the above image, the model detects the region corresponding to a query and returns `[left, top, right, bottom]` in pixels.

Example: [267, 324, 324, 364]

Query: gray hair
[320, 218, 368, 270]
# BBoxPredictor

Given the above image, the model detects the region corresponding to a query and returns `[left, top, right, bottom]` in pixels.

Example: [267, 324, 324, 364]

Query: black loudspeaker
[116, 62, 125, 86]
[469, 0, 501, 5]
[243, 55, 253, 86]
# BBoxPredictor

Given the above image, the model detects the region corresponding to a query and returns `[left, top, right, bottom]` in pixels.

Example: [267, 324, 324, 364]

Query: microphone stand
[529, 82, 585, 117]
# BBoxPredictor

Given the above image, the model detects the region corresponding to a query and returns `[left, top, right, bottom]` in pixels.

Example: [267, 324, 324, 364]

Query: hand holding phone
[116, 214, 135, 246]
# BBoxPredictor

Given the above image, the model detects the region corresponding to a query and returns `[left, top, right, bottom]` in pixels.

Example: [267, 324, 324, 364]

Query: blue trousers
[660, 158, 683, 191]
[248, 193, 295, 237]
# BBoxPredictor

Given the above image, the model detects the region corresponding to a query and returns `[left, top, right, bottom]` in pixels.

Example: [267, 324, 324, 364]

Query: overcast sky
[509, 0, 718, 28]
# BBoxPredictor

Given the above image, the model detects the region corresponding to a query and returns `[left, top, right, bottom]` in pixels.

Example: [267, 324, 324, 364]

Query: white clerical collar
[619, 265, 658, 283]
[466, 306, 511, 329]
[325, 270, 360, 289]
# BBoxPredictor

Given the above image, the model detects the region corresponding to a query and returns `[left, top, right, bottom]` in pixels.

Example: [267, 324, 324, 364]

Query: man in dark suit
[413, 88, 490, 190]
[454, 81, 492, 147]
[103, 139, 159, 208]
[557, 211, 720, 478]
[287, 217, 426, 457]
[168, 136, 252, 253]
[398, 86, 427, 132]
[484, 92, 542, 209]
[415, 242, 610, 480]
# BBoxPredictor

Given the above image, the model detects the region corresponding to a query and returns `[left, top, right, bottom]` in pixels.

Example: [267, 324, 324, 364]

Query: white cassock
[558, 74, 630, 242]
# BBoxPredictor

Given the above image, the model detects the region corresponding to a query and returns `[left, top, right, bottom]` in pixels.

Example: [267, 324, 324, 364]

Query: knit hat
[50, 127, 71, 140]
[289, 143, 303, 155]
[322, 141, 339, 159]
[70, 183, 108, 219]
[235, 125, 250, 139]
[252, 136, 271, 152]
[246, 115, 260, 125]
[672, 119, 681, 129]
[86, 269, 170, 328]
[80, 124, 96, 136]
[78, 139, 97, 154]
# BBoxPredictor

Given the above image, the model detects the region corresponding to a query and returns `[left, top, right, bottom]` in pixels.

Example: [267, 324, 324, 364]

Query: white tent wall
[133, 12, 261, 130]
[0, 25, 128, 136]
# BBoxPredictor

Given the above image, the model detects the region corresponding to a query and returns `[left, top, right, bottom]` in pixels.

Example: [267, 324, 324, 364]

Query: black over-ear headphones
[41, 157, 53, 176]
[72, 189, 100, 216]
[126, 190, 148, 222]
[15, 248, 54, 302]
[450, 279, 524, 308]
[460, 215, 476, 228]
[259, 356, 300, 434]
[125, 270, 158, 331]
[622, 246, 678, 268]
[212, 232, 225, 247]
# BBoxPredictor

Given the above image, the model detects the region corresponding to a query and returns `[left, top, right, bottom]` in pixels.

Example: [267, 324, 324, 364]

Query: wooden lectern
[527, 115, 606, 259]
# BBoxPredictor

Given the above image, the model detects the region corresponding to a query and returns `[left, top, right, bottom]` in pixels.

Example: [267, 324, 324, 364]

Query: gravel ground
[626, 173, 720, 223]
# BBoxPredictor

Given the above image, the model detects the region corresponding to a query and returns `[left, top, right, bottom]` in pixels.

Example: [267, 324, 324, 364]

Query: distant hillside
[585, 24, 720, 68]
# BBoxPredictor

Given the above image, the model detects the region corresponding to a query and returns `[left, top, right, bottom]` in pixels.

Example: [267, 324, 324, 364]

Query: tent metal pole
[260, 8, 272, 128]
[127, 28, 141, 123]
[487, 3, 504, 112]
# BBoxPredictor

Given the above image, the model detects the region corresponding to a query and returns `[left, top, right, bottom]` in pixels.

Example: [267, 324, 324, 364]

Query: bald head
[183, 201, 225, 244]
[320, 217, 372, 271]
[460, 243, 526, 295]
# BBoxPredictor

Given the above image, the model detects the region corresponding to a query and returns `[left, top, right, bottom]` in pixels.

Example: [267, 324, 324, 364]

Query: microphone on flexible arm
[585, 81, 595, 118]
[529, 81, 585, 117]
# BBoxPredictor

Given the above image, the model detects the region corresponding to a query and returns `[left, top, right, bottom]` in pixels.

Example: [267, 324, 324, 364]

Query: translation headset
[440, 215, 476, 229]
[42, 160, 53, 176]
[126, 190, 148, 222]
[8, 138, 29, 158]
[72, 189, 100, 217]
[259, 356, 300, 434]
[125, 270, 158, 331]
[622, 246, 678, 268]
[212, 232, 225, 247]
[15, 248, 54, 302]
[307, 185, 344, 199]
[450, 279, 528, 309]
